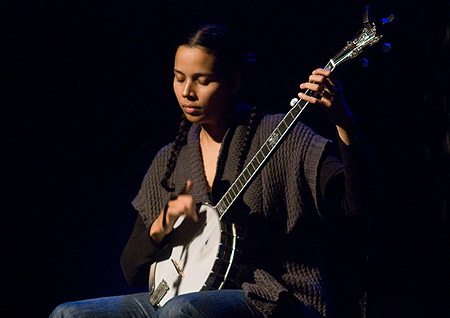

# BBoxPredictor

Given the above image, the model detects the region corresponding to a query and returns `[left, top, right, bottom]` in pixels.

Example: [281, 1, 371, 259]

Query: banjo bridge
[171, 259, 185, 277]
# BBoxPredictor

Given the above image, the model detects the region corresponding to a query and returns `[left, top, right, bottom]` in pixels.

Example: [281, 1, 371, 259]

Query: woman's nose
[182, 82, 195, 98]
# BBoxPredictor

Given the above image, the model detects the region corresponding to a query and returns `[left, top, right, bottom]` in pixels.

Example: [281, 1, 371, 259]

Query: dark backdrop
[2, 0, 449, 317]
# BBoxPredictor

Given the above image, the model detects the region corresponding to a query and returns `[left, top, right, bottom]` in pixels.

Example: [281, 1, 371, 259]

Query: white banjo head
[153, 203, 221, 306]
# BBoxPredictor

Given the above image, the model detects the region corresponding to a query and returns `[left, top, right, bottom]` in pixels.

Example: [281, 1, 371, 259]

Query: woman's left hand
[298, 68, 357, 145]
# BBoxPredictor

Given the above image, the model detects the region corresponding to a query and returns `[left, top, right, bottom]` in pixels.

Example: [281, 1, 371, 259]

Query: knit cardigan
[125, 113, 375, 317]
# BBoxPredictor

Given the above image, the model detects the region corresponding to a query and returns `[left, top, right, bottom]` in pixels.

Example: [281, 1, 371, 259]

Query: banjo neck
[214, 13, 391, 217]
[214, 60, 336, 219]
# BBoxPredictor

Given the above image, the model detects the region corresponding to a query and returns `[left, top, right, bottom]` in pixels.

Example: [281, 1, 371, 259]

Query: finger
[181, 180, 193, 194]
[188, 202, 198, 222]
[312, 69, 338, 88]
[298, 88, 333, 107]
[300, 82, 325, 100]
[299, 68, 337, 101]
[177, 196, 198, 222]
[180, 181, 198, 221]
[165, 197, 197, 228]
[300, 82, 321, 92]
[298, 92, 323, 104]
[308, 74, 326, 84]
[312, 68, 332, 78]
[320, 89, 334, 102]
[319, 95, 333, 108]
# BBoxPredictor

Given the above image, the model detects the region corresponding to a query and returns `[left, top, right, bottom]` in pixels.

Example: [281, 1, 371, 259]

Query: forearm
[120, 214, 164, 288]
[338, 131, 380, 216]
[320, 131, 379, 217]
[336, 119, 357, 146]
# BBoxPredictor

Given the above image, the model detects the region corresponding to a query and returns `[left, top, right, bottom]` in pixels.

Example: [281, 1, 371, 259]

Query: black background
[2, 0, 450, 317]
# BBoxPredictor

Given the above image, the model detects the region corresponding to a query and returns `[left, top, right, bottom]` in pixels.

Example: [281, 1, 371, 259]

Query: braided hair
[160, 114, 191, 192]
[161, 24, 262, 191]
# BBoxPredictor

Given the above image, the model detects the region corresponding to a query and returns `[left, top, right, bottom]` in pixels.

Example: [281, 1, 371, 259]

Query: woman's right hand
[149, 180, 198, 245]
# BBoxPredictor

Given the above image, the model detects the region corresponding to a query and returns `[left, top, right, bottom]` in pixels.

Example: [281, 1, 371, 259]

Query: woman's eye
[175, 77, 185, 83]
[197, 78, 210, 85]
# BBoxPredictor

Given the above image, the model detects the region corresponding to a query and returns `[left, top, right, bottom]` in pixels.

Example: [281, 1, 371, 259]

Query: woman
[51, 24, 378, 318]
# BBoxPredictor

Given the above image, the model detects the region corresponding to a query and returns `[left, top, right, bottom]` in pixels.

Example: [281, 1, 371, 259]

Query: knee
[156, 293, 203, 318]
[49, 302, 79, 318]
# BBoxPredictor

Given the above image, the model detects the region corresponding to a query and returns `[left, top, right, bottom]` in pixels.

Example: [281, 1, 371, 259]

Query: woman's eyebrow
[174, 69, 212, 77]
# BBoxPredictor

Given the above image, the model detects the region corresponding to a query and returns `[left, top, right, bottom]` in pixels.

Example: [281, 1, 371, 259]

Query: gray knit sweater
[122, 113, 377, 317]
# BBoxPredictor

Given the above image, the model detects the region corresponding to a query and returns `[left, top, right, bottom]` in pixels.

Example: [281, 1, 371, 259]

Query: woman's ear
[232, 71, 244, 95]
[232, 53, 256, 95]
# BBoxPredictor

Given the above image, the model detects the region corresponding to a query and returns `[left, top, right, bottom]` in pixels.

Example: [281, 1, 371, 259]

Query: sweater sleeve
[120, 214, 165, 288]
[120, 145, 172, 288]
[318, 131, 379, 217]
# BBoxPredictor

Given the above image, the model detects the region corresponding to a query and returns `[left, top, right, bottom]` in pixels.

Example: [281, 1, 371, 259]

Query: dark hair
[161, 24, 261, 192]
[181, 25, 250, 81]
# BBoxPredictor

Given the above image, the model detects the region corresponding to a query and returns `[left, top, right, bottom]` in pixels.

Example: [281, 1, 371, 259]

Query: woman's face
[173, 46, 233, 127]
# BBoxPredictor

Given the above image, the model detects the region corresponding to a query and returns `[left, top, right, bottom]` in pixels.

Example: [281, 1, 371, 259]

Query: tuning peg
[290, 98, 299, 107]
[359, 58, 369, 68]
[382, 43, 391, 52]
[381, 14, 395, 25]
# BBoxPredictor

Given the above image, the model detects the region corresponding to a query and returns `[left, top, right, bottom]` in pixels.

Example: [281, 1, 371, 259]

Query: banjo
[149, 7, 394, 307]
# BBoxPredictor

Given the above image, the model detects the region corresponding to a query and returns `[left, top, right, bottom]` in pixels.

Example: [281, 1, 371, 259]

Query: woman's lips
[183, 105, 199, 114]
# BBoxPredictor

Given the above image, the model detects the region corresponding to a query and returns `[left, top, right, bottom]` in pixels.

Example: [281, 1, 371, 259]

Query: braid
[160, 114, 192, 192]
[235, 104, 262, 178]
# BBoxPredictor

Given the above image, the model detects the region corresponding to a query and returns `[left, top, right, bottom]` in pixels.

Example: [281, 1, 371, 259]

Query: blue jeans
[50, 290, 264, 318]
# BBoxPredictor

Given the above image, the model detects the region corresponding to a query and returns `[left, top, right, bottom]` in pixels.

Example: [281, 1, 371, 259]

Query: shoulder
[258, 113, 319, 139]
[151, 143, 174, 165]
[259, 113, 284, 127]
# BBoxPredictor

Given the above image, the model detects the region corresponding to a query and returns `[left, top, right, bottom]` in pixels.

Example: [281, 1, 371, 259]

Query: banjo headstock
[290, 5, 395, 108]
[325, 5, 395, 71]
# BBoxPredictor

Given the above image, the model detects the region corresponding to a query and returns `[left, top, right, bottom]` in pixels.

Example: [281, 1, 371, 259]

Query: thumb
[181, 180, 193, 195]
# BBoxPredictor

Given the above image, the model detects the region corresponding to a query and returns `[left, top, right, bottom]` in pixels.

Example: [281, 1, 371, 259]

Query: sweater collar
[185, 122, 245, 205]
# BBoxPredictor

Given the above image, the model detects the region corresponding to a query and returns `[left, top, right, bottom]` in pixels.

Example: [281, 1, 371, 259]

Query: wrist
[149, 217, 166, 246]
[336, 120, 357, 145]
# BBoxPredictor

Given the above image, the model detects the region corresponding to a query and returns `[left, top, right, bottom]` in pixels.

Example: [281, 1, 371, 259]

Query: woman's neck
[199, 125, 227, 191]
[200, 121, 229, 144]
